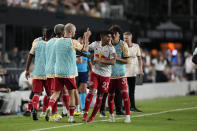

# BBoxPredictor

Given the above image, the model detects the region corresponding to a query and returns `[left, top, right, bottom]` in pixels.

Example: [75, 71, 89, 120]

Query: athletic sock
[108, 93, 115, 114]
[32, 95, 39, 110]
[84, 93, 94, 113]
[62, 94, 70, 110]
[42, 95, 49, 112]
[52, 99, 58, 115]
[89, 96, 102, 119]
[27, 100, 33, 111]
[69, 106, 75, 116]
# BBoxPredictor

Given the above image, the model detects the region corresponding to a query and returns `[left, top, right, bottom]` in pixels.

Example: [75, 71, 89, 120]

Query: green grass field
[0, 95, 197, 131]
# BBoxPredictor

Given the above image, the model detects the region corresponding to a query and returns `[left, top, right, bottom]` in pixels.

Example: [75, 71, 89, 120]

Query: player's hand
[92, 59, 101, 65]
[139, 70, 144, 77]
[25, 71, 30, 80]
[84, 28, 91, 38]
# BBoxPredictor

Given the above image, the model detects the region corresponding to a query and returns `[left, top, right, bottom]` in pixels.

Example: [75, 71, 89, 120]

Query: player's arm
[116, 42, 129, 64]
[88, 61, 92, 72]
[100, 57, 116, 65]
[25, 54, 33, 80]
[81, 28, 91, 52]
[76, 56, 82, 64]
[25, 38, 38, 80]
[137, 45, 144, 76]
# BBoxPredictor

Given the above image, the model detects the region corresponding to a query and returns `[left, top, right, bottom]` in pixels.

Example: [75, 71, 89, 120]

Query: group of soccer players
[25, 23, 131, 123]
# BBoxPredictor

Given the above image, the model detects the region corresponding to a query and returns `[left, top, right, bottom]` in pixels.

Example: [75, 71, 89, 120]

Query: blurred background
[0, 0, 197, 114]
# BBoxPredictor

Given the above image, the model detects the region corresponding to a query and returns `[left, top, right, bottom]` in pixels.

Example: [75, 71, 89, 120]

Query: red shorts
[88, 72, 110, 93]
[108, 77, 128, 94]
[54, 77, 77, 91]
[33, 79, 51, 93]
[46, 78, 55, 90]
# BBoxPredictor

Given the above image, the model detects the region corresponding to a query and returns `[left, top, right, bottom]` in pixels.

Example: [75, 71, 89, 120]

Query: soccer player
[76, 37, 92, 114]
[82, 31, 116, 123]
[46, 23, 91, 123]
[40, 24, 68, 121]
[25, 27, 53, 120]
[124, 32, 144, 112]
[108, 25, 131, 123]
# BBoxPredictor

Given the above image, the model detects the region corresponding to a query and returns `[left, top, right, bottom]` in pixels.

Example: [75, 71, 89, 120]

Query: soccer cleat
[99, 111, 107, 118]
[87, 117, 94, 123]
[109, 114, 115, 122]
[124, 115, 131, 123]
[40, 112, 46, 117]
[61, 112, 68, 117]
[23, 111, 31, 116]
[45, 107, 52, 121]
[49, 115, 58, 122]
[54, 114, 62, 120]
[74, 111, 82, 116]
[32, 109, 38, 121]
[68, 117, 75, 123]
[82, 112, 88, 121]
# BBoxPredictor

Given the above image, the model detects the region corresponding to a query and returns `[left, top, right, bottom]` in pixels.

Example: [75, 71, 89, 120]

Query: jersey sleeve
[121, 42, 129, 58]
[71, 39, 83, 51]
[109, 46, 116, 59]
[136, 44, 142, 57]
[29, 38, 39, 55]
[89, 42, 96, 51]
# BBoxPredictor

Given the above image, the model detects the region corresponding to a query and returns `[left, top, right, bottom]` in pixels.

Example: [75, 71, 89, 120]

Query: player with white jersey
[82, 31, 116, 123]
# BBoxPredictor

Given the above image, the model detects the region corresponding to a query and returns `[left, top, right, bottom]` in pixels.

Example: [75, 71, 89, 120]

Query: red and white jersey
[89, 41, 116, 77]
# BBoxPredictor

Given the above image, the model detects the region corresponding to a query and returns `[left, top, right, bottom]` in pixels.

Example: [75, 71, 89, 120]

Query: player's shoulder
[121, 41, 129, 48]
[133, 43, 139, 47]
[33, 37, 41, 43]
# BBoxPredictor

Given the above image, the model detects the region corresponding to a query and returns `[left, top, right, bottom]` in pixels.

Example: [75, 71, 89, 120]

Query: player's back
[45, 38, 58, 77]
[55, 38, 77, 77]
[32, 40, 47, 77]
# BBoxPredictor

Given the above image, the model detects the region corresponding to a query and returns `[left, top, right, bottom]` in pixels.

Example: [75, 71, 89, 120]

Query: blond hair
[64, 23, 76, 34]
[123, 32, 132, 37]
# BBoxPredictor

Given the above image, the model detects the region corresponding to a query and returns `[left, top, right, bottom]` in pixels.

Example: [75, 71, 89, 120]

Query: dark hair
[42, 27, 53, 40]
[100, 31, 112, 37]
[108, 25, 122, 35]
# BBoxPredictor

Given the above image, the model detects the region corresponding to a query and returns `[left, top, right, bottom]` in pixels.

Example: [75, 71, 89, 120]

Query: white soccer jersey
[89, 41, 116, 77]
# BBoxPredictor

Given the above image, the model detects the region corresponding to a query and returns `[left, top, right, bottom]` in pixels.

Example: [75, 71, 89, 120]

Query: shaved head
[54, 24, 64, 36]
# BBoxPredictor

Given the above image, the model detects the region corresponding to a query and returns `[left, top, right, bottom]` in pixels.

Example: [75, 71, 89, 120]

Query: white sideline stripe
[30, 106, 197, 131]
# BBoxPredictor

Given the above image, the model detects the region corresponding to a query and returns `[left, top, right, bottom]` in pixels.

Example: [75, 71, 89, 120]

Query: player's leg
[40, 78, 52, 117]
[119, 78, 131, 123]
[82, 72, 98, 121]
[87, 76, 110, 123]
[23, 90, 34, 116]
[64, 78, 78, 123]
[108, 79, 116, 122]
[62, 87, 69, 117]
[32, 79, 44, 120]
[45, 77, 62, 121]
[99, 93, 108, 117]
[79, 72, 88, 112]
[87, 93, 103, 123]
[79, 83, 87, 112]
[74, 89, 81, 115]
